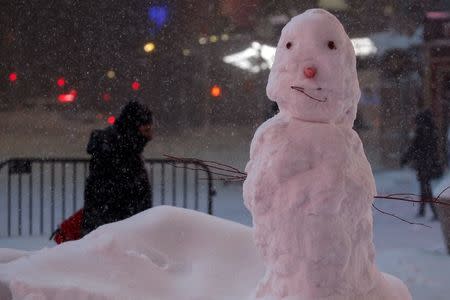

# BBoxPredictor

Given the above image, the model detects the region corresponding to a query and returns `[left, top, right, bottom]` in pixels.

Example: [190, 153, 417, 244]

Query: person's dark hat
[116, 100, 153, 131]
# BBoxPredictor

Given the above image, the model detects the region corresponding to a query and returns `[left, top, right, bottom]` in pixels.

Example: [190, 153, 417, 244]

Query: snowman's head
[266, 9, 360, 126]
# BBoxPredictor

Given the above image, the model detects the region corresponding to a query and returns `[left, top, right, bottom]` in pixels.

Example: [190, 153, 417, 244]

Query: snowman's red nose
[304, 67, 317, 79]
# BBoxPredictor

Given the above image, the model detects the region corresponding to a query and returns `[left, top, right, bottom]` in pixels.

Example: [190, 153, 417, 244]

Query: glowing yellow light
[209, 35, 218, 43]
[106, 70, 116, 79]
[182, 49, 191, 56]
[144, 42, 156, 53]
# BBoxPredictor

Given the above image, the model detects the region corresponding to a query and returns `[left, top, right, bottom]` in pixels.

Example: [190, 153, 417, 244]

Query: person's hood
[86, 101, 153, 156]
[115, 100, 153, 133]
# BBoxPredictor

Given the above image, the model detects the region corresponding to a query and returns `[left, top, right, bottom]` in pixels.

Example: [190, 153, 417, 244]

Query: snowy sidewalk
[373, 168, 450, 300]
[378, 248, 450, 300]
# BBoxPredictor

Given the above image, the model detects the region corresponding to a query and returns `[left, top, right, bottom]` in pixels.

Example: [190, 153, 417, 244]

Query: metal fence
[0, 158, 215, 237]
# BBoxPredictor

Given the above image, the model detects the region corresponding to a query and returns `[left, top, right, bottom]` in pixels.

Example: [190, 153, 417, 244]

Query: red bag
[50, 209, 84, 244]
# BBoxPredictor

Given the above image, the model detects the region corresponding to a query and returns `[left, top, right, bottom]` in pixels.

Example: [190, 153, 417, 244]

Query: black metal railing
[0, 158, 215, 237]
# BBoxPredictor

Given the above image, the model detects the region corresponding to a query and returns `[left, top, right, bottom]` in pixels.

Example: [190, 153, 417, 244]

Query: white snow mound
[0, 206, 264, 300]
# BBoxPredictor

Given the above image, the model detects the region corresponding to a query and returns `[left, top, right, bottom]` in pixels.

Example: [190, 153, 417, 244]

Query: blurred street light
[58, 94, 75, 103]
[182, 49, 191, 56]
[57, 77, 66, 87]
[223, 41, 275, 73]
[144, 42, 156, 53]
[8, 72, 17, 83]
[209, 35, 219, 43]
[210, 85, 222, 98]
[107, 116, 116, 125]
[107, 70, 116, 79]
[131, 81, 141, 91]
[57, 89, 77, 103]
[351, 38, 377, 56]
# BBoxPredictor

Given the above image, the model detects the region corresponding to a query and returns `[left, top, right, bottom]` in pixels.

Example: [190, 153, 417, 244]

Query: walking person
[401, 109, 442, 220]
[82, 100, 154, 236]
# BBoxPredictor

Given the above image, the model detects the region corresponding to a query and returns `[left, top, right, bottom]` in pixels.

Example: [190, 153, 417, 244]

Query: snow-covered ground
[1, 167, 450, 299]
[372, 169, 450, 300]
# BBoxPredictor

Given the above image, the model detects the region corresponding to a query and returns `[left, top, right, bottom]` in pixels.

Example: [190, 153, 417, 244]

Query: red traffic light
[57, 77, 66, 87]
[57, 89, 78, 103]
[131, 81, 141, 91]
[58, 93, 75, 103]
[107, 116, 116, 125]
[8, 72, 17, 82]
[210, 85, 222, 97]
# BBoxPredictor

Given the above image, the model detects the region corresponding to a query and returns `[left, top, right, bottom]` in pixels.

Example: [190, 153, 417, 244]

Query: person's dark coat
[82, 101, 153, 236]
[401, 110, 442, 181]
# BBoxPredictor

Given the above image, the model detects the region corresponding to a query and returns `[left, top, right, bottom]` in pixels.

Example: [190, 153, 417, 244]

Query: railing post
[29, 164, 33, 235]
[18, 172, 22, 235]
[7, 164, 11, 237]
[183, 163, 187, 209]
[40, 161, 44, 235]
[62, 162, 66, 220]
[161, 163, 165, 205]
[50, 162, 55, 235]
[172, 164, 176, 206]
[73, 162, 77, 213]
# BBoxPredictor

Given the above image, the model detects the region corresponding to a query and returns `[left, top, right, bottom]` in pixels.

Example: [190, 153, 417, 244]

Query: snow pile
[0, 206, 264, 300]
[0, 249, 30, 264]
[243, 9, 411, 299]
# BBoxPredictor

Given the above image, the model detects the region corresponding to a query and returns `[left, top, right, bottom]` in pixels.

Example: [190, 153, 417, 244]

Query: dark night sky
[2, 0, 446, 69]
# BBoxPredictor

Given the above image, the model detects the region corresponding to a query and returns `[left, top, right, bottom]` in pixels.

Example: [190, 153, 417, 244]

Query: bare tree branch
[374, 195, 450, 206]
[163, 155, 450, 226]
[372, 203, 431, 228]
[201, 176, 247, 182]
[166, 161, 243, 179]
[164, 154, 247, 176]
[386, 193, 420, 198]
[436, 186, 450, 202]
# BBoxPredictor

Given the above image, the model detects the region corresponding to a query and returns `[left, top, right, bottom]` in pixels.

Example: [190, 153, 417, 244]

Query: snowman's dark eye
[328, 41, 337, 50]
[286, 42, 292, 49]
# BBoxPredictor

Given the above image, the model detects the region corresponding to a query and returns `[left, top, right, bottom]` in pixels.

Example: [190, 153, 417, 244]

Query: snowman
[243, 9, 412, 300]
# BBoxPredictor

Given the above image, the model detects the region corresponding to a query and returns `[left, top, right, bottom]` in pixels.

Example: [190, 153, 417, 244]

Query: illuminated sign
[148, 5, 169, 29]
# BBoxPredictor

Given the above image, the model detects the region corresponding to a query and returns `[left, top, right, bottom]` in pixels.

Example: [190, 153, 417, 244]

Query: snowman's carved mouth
[291, 86, 328, 103]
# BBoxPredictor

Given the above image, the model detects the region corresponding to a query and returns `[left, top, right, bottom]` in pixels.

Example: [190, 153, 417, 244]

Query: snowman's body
[243, 9, 412, 300]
